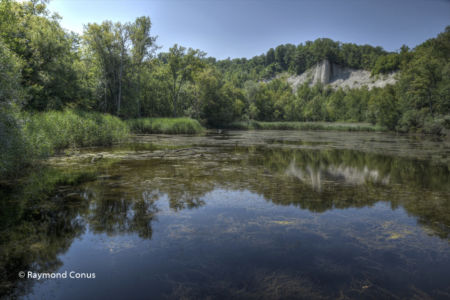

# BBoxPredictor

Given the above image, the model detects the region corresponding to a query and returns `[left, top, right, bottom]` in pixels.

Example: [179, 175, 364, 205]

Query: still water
[1, 131, 449, 299]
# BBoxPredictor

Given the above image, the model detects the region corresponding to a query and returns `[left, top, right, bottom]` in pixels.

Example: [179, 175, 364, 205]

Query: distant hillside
[215, 38, 394, 84]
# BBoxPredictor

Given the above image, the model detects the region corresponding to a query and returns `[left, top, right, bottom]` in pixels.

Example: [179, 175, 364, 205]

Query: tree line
[0, 0, 449, 131]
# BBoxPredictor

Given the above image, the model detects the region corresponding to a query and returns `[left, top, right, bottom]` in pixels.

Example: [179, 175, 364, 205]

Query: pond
[1, 130, 449, 299]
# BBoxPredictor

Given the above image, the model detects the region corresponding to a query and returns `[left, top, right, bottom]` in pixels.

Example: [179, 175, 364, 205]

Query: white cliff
[286, 59, 397, 91]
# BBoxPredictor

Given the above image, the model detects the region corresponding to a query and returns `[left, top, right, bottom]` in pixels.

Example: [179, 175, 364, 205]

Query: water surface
[1, 131, 449, 299]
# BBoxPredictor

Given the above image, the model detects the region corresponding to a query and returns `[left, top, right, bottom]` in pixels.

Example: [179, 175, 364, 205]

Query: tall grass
[227, 120, 387, 132]
[23, 110, 130, 157]
[127, 117, 205, 134]
[0, 109, 129, 179]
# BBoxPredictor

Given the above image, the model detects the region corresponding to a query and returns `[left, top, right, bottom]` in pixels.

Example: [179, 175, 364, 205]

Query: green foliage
[325, 88, 346, 121]
[81, 15, 158, 117]
[397, 29, 450, 116]
[0, 0, 81, 110]
[240, 81, 375, 124]
[393, 27, 450, 133]
[0, 35, 27, 178]
[83, 21, 131, 115]
[196, 67, 245, 127]
[139, 60, 173, 117]
[167, 44, 205, 117]
[0, 38, 23, 104]
[245, 78, 294, 121]
[129, 16, 158, 117]
[127, 117, 204, 134]
[372, 53, 400, 75]
[1, 109, 129, 179]
[23, 110, 129, 156]
[368, 87, 400, 129]
[0, 107, 30, 178]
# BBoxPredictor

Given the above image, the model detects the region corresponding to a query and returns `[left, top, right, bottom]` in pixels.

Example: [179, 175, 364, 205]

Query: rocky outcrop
[286, 59, 397, 91]
[312, 59, 332, 85]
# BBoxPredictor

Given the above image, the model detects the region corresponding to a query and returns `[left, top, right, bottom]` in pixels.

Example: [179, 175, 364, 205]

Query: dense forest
[0, 0, 449, 178]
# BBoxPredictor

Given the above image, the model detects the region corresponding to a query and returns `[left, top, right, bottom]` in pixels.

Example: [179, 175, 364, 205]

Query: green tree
[0, 38, 23, 104]
[167, 44, 204, 116]
[140, 60, 172, 117]
[265, 48, 275, 66]
[128, 16, 157, 117]
[0, 0, 81, 110]
[325, 88, 346, 121]
[368, 86, 399, 129]
[0, 37, 27, 177]
[83, 20, 132, 115]
[198, 68, 237, 127]
[372, 53, 400, 75]
[398, 52, 441, 116]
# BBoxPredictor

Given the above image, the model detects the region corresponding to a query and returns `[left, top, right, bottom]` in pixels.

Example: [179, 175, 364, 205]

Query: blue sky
[47, 0, 450, 59]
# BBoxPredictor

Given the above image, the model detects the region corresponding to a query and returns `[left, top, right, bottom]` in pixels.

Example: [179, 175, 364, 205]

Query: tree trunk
[428, 90, 433, 116]
[117, 41, 125, 116]
[118, 58, 122, 115]
[172, 79, 177, 117]
[193, 82, 199, 119]
[104, 79, 107, 113]
[137, 70, 141, 117]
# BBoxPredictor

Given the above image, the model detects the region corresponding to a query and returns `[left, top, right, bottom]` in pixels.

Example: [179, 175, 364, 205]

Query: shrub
[396, 109, 428, 133]
[423, 117, 445, 135]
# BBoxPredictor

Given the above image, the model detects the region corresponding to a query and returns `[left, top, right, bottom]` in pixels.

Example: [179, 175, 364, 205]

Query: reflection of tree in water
[82, 169, 208, 238]
[85, 188, 159, 239]
[168, 192, 206, 211]
[0, 190, 88, 298]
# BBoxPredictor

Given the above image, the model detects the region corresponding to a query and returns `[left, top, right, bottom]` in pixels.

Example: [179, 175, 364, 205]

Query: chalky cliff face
[312, 59, 332, 85]
[287, 59, 397, 91]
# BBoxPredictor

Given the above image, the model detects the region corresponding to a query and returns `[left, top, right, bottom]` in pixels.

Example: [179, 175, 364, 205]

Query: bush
[442, 115, 450, 130]
[423, 117, 445, 135]
[397, 109, 427, 133]
[396, 109, 447, 135]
